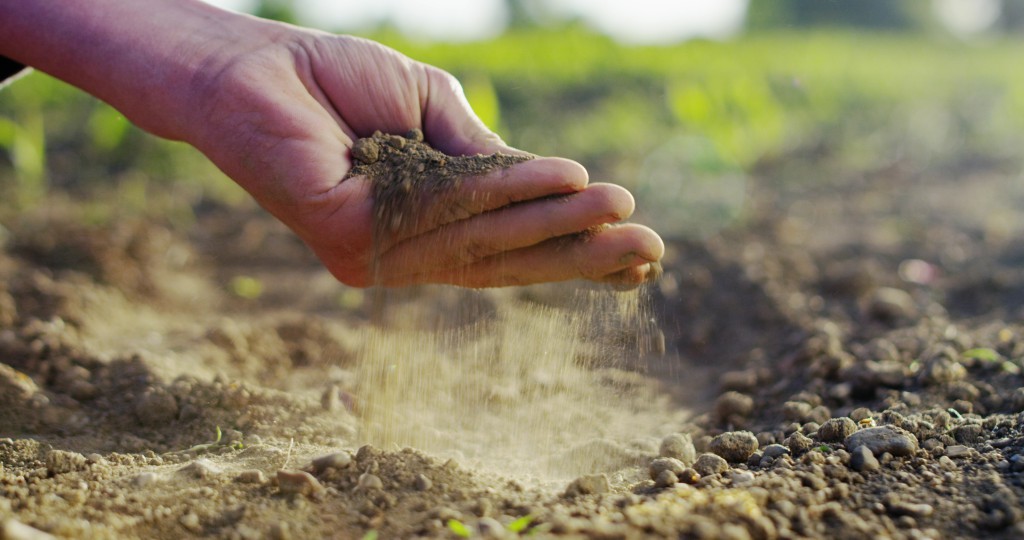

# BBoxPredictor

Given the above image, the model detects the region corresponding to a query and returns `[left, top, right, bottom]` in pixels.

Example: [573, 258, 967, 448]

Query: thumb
[418, 65, 527, 158]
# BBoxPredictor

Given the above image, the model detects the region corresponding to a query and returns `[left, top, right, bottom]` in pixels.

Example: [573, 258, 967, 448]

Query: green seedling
[361, 531, 378, 540]
[446, 515, 536, 538]
[507, 515, 535, 534]
[962, 348, 1000, 362]
[447, 519, 472, 538]
[170, 426, 244, 455]
[815, 445, 831, 453]
[947, 408, 964, 420]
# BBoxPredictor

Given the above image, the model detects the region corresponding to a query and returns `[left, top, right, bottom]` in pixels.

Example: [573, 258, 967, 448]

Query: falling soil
[6, 137, 1024, 539]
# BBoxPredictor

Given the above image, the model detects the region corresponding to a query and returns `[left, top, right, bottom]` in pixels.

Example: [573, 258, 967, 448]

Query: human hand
[1, 1, 663, 288]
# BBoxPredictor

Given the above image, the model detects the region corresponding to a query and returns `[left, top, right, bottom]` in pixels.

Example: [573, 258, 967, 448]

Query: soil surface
[3, 133, 1024, 540]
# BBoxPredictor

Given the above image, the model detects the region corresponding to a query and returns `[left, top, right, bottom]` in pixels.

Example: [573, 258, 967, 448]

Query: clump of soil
[347, 129, 531, 246]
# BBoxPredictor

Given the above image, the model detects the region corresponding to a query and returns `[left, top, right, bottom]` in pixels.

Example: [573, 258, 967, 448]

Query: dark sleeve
[0, 56, 28, 85]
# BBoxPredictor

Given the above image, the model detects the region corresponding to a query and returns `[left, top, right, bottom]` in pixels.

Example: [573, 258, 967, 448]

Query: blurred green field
[2, 28, 1023, 231]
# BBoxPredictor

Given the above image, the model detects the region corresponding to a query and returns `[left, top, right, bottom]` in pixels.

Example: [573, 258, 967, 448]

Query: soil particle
[179, 459, 222, 479]
[849, 445, 881, 472]
[134, 387, 179, 426]
[346, 129, 531, 246]
[818, 417, 858, 442]
[654, 469, 678, 488]
[844, 426, 919, 458]
[648, 457, 687, 480]
[785, 432, 814, 455]
[692, 453, 729, 477]
[310, 451, 352, 474]
[564, 474, 610, 497]
[709, 431, 759, 463]
[414, 473, 433, 491]
[658, 433, 696, 464]
[277, 469, 325, 496]
[44, 449, 87, 475]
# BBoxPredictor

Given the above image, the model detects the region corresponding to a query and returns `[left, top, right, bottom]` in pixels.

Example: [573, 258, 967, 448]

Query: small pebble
[762, 444, 790, 460]
[952, 424, 984, 444]
[659, 433, 696, 464]
[649, 457, 686, 480]
[356, 472, 384, 491]
[277, 469, 325, 496]
[945, 445, 971, 458]
[134, 388, 179, 427]
[693, 453, 729, 477]
[850, 445, 880, 473]
[785, 432, 814, 455]
[818, 417, 858, 442]
[414, 473, 433, 491]
[709, 431, 759, 463]
[654, 469, 678, 488]
[844, 426, 918, 458]
[311, 452, 352, 474]
[564, 474, 609, 497]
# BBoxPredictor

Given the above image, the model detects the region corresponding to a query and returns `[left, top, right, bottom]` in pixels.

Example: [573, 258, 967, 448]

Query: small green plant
[170, 426, 244, 455]
[507, 515, 535, 534]
[361, 531, 378, 540]
[447, 519, 472, 538]
[815, 445, 831, 453]
[962, 348, 1000, 362]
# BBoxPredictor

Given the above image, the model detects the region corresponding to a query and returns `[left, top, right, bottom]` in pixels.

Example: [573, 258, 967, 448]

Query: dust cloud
[354, 285, 687, 485]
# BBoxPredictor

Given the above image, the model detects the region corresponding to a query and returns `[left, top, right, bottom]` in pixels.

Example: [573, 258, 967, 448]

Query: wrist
[0, 0, 273, 141]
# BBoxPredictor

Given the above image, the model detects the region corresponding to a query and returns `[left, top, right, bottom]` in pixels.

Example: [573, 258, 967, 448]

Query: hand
[1, 1, 664, 288]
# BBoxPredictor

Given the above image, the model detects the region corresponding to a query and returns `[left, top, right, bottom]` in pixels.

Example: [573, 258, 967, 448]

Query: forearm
[0, 0, 271, 140]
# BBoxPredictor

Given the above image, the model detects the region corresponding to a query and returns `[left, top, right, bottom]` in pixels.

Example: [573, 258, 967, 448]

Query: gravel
[844, 426, 919, 458]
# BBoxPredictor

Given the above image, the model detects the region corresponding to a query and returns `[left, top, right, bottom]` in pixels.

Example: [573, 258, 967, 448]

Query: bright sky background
[203, 0, 750, 43]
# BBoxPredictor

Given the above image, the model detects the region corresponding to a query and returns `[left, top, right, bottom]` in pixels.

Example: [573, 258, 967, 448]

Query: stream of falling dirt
[354, 284, 685, 485]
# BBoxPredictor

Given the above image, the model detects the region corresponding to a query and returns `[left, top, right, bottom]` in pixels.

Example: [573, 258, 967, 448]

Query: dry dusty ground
[4, 137, 1024, 539]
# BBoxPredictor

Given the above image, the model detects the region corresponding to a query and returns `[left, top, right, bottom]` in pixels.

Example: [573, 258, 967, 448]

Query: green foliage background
[1, 27, 1023, 233]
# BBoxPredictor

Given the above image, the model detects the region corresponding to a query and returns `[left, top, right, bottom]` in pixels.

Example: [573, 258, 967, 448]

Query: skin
[0, 0, 664, 288]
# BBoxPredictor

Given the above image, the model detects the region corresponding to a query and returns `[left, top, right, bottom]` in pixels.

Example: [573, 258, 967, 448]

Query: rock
[709, 431, 759, 463]
[945, 445, 971, 458]
[659, 433, 696, 464]
[654, 469, 678, 488]
[277, 469, 325, 496]
[45, 449, 87, 475]
[844, 426, 918, 458]
[785, 432, 814, 455]
[713, 392, 754, 421]
[564, 474, 609, 497]
[850, 445, 880, 472]
[818, 418, 858, 442]
[1, 519, 57, 540]
[356, 472, 384, 491]
[311, 452, 352, 474]
[648, 457, 686, 480]
[762, 444, 790, 460]
[952, 424, 984, 444]
[414, 473, 433, 491]
[693, 453, 729, 477]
